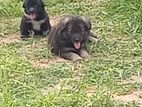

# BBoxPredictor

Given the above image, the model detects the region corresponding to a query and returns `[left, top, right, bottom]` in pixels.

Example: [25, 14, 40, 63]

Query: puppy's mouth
[29, 13, 36, 20]
[74, 42, 81, 49]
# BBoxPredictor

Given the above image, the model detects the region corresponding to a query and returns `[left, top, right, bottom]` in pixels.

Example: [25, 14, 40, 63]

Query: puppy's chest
[27, 19, 45, 31]
[31, 21, 42, 31]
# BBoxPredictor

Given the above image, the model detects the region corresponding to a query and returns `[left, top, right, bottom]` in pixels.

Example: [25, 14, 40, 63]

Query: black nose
[29, 7, 35, 13]
[75, 38, 80, 41]
[73, 37, 81, 43]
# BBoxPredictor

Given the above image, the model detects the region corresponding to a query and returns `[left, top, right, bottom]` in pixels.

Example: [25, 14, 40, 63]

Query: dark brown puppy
[20, 0, 51, 38]
[48, 16, 92, 61]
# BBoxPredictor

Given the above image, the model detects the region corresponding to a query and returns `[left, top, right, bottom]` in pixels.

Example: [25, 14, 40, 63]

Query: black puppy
[48, 16, 92, 61]
[20, 0, 51, 38]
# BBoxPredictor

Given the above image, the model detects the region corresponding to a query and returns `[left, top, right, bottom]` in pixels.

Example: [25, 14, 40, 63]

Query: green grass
[100, 0, 142, 44]
[0, 18, 20, 36]
[0, 0, 142, 107]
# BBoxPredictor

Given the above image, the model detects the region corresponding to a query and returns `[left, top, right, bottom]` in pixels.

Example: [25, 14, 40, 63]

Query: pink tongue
[74, 42, 81, 49]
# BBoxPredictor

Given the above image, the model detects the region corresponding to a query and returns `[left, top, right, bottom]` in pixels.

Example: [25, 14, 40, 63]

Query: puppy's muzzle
[72, 35, 82, 49]
[28, 7, 36, 14]
[72, 35, 82, 43]
[74, 38, 80, 42]
[26, 7, 37, 20]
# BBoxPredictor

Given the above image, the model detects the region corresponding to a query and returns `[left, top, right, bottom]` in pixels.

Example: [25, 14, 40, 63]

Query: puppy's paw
[70, 53, 82, 61]
[21, 35, 30, 39]
[79, 49, 89, 58]
[43, 30, 50, 36]
[62, 52, 82, 61]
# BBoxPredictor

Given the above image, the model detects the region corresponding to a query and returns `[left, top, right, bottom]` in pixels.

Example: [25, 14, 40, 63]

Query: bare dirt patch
[29, 57, 69, 68]
[122, 76, 142, 85]
[114, 91, 142, 107]
[113, 76, 142, 107]
[0, 34, 21, 45]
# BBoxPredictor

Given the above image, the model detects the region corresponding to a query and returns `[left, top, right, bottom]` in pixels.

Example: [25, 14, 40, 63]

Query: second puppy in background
[48, 16, 93, 61]
[20, 0, 51, 38]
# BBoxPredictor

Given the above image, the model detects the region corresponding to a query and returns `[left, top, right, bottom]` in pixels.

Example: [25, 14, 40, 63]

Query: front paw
[79, 49, 89, 58]
[70, 53, 82, 61]
[42, 30, 50, 37]
[61, 52, 82, 61]
[21, 35, 30, 39]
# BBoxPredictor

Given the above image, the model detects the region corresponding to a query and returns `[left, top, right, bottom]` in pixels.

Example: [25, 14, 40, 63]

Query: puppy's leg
[61, 52, 82, 61]
[79, 49, 89, 58]
[41, 19, 51, 37]
[34, 30, 43, 37]
[20, 17, 32, 38]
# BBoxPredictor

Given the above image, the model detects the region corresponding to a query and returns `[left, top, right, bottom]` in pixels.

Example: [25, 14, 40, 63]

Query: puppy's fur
[48, 16, 92, 61]
[20, 0, 51, 38]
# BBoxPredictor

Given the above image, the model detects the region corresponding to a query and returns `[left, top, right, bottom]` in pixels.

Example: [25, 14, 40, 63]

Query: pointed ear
[37, 0, 45, 7]
[22, 0, 26, 8]
[58, 16, 73, 32]
[22, 2, 25, 8]
[79, 16, 91, 30]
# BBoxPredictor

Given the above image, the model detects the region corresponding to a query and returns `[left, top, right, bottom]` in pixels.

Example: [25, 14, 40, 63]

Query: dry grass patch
[0, 34, 21, 44]
[114, 91, 142, 107]
[122, 76, 142, 85]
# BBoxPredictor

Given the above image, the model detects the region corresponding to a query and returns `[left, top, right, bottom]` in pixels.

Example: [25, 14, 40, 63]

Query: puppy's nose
[29, 7, 35, 13]
[74, 38, 80, 42]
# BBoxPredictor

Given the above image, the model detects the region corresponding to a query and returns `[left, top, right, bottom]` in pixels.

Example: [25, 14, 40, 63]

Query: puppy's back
[48, 26, 59, 54]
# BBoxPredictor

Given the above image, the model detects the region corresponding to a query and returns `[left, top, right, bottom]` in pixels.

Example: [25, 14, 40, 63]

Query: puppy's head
[23, 0, 45, 20]
[59, 16, 91, 50]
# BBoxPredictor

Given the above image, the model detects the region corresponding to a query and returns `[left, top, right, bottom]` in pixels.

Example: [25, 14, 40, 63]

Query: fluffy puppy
[20, 0, 51, 38]
[48, 16, 92, 61]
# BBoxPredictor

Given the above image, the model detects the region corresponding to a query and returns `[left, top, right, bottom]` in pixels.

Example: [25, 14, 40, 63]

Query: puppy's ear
[22, 2, 25, 8]
[37, 0, 45, 7]
[79, 16, 91, 30]
[22, 0, 27, 8]
[58, 16, 73, 32]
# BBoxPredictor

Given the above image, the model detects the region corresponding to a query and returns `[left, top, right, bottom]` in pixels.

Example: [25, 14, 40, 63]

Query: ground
[0, 0, 142, 107]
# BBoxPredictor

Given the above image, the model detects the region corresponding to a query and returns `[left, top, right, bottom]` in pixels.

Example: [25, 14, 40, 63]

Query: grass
[0, 18, 20, 36]
[100, 0, 142, 44]
[0, 0, 142, 106]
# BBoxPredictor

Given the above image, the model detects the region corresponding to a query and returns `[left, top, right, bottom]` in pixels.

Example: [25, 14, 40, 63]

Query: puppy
[48, 16, 92, 61]
[20, 0, 51, 38]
